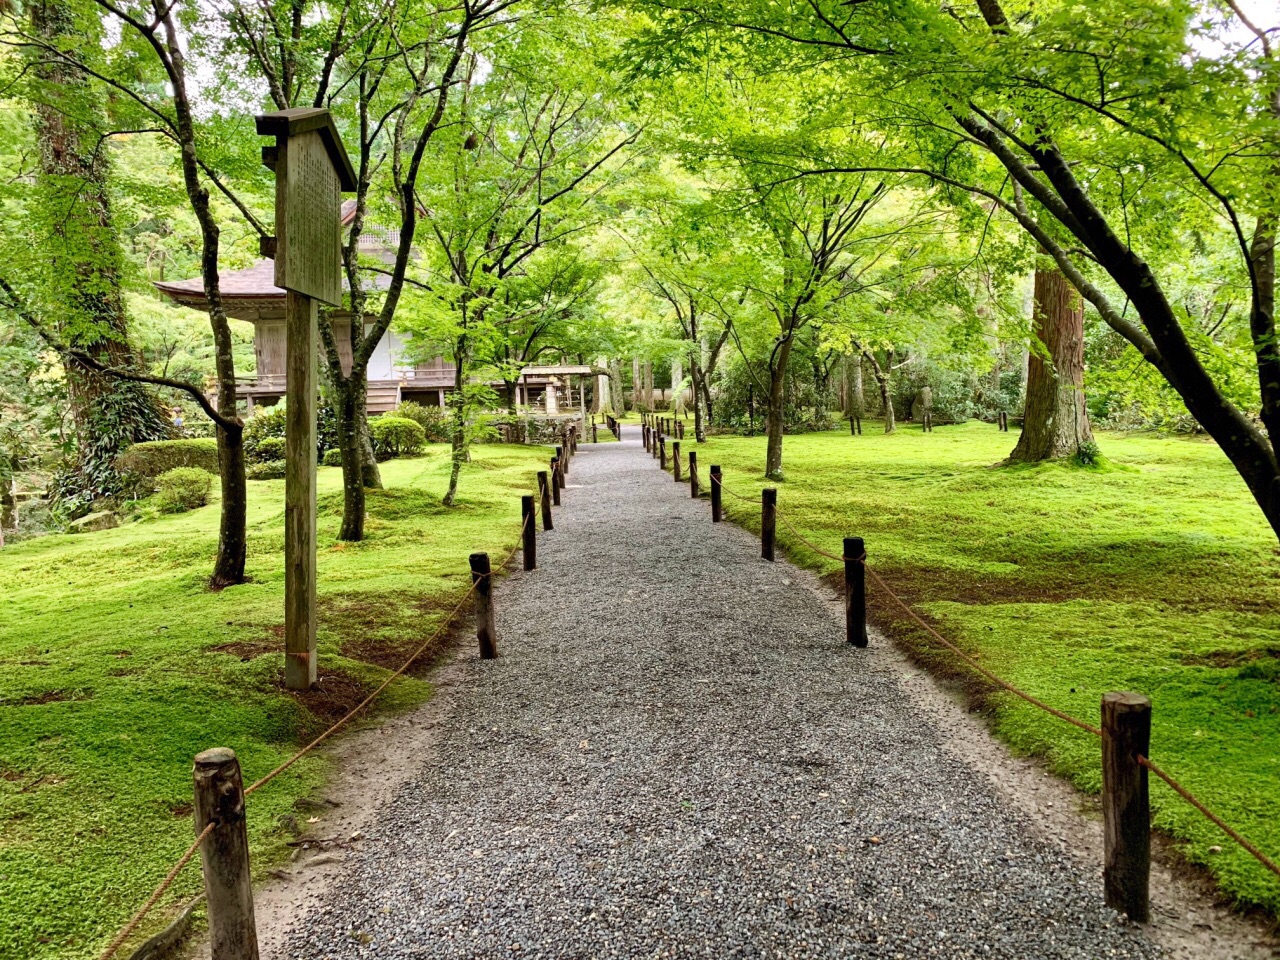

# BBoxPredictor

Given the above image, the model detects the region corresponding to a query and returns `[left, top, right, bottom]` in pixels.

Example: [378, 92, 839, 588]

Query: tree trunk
[334, 379, 365, 541]
[609, 359, 626, 417]
[690, 351, 706, 442]
[643, 361, 653, 410]
[355, 378, 381, 489]
[853, 355, 864, 417]
[1010, 264, 1095, 461]
[671, 358, 684, 415]
[443, 344, 467, 506]
[765, 336, 794, 480]
[631, 357, 640, 411]
[29, 0, 170, 504]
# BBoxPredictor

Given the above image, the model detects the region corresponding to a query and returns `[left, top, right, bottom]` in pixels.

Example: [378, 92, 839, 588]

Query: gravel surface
[276, 426, 1160, 959]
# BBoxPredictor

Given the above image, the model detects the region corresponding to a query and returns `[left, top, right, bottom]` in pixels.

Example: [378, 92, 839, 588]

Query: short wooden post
[652, 433, 660, 459]
[643, 425, 650, 452]
[844, 536, 867, 647]
[521, 495, 536, 571]
[550, 458, 561, 506]
[557, 444, 568, 475]
[194, 748, 259, 960]
[677, 421, 685, 440]
[659, 436, 668, 470]
[672, 441, 682, 481]
[761, 488, 777, 561]
[1102, 692, 1151, 923]
[850, 417, 857, 436]
[470, 553, 497, 659]
[537, 471, 553, 530]
[592, 421, 598, 443]
[689, 451, 699, 498]
[710, 465, 722, 522]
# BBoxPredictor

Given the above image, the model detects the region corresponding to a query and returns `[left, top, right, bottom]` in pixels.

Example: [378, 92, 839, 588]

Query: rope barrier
[708, 469, 1280, 887]
[97, 823, 214, 960]
[98, 502, 536, 959]
[1138, 755, 1280, 881]
[710, 472, 760, 503]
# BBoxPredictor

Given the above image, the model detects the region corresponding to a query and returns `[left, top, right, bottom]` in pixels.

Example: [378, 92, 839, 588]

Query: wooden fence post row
[550, 458, 562, 506]
[194, 748, 259, 960]
[1102, 692, 1151, 923]
[710, 465, 722, 522]
[470, 552, 498, 659]
[761, 488, 777, 561]
[521, 495, 537, 571]
[689, 451, 699, 498]
[672, 441, 682, 482]
[659, 436, 668, 470]
[844, 536, 867, 647]
[537, 471, 553, 531]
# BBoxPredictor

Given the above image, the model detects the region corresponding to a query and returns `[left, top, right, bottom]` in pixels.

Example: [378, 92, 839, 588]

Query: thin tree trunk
[631, 357, 640, 411]
[1010, 264, 1095, 461]
[609, 359, 625, 417]
[765, 336, 794, 479]
[643, 361, 653, 410]
[334, 378, 365, 541]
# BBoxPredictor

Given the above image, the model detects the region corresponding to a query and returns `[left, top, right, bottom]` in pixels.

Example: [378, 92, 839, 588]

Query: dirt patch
[208, 640, 276, 661]
[1181, 648, 1280, 669]
[169, 802, 193, 818]
[280, 668, 373, 729]
[3, 688, 93, 707]
[321, 590, 465, 678]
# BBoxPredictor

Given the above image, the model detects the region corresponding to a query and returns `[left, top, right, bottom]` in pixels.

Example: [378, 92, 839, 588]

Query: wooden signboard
[256, 108, 356, 691]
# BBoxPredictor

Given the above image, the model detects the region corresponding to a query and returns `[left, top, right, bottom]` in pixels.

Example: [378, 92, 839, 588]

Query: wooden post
[550, 458, 561, 506]
[761, 488, 777, 561]
[470, 553, 497, 659]
[856, 415, 862, 435]
[1102, 692, 1151, 923]
[850, 417, 857, 436]
[556, 444, 568, 476]
[642, 425, 650, 452]
[659, 436, 668, 470]
[194, 748, 259, 960]
[689, 451, 699, 498]
[592, 420, 598, 443]
[711, 465, 722, 522]
[844, 537, 867, 647]
[672, 442, 682, 481]
[537, 471, 553, 531]
[284, 290, 317, 690]
[521, 495, 536, 571]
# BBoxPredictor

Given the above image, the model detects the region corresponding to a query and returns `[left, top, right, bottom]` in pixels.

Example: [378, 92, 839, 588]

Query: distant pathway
[276, 424, 1157, 959]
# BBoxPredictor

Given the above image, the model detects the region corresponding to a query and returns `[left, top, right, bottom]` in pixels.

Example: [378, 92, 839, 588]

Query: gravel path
[277, 426, 1159, 959]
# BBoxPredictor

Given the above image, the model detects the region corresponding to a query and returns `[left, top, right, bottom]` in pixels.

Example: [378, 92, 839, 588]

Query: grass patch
[681, 422, 1280, 915]
[0, 443, 547, 960]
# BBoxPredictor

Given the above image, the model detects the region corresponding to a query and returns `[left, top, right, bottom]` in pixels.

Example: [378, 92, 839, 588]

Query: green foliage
[393, 401, 450, 443]
[246, 459, 287, 481]
[369, 416, 426, 458]
[251, 436, 286, 463]
[694, 425, 1280, 915]
[243, 403, 338, 464]
[322, 448, 343, 467]
[152, 467, 212, 513]
[0, 448, 548, 960]
[116, 438, 219, 486]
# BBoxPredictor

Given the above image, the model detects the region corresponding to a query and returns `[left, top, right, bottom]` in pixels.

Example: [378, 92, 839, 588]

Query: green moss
[691, 423, 1280, 915]
[0, 445, 547, 960]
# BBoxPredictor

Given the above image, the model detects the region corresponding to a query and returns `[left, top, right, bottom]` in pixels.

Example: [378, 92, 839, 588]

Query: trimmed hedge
[246, 460, 287, 481]
[322, 448, 344, 467]
[117, 439, 220, 483]
[153, 468, 213, 513]
[370, 416, 425, 458]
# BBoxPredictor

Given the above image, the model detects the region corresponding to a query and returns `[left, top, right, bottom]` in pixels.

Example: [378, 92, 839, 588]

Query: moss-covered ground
[0, 444, 546, 960]
[663, 421, 1280, 916]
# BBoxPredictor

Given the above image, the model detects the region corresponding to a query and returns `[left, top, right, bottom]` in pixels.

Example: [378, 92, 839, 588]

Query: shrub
[394, 401, 450, 443]
[1074, 439, 1102, 467]
[246, 460, 287, 481]
[322, 448, 344, 467]
[370, 416, 425, 458]
[244, 402, 339, 462]
[153, 467, 213, 513]
[117, 439, 220, 484]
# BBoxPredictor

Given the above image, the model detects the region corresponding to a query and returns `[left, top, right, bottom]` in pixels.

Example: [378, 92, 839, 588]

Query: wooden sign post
[256, 108, 356, 691]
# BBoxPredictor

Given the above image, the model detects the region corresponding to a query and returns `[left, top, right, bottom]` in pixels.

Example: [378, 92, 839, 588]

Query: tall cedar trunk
[853, 356, 865, 416]
[764, 335, 795, 479]
[334, 378, 365, 541]
[30, 0, 169, 503]
[671, 358, 684, 415]
[643, 361, 654, 410]
[609, 359, 626, 416]
[631, 357, 640, 411]
[1010, 265, 1095, 461]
